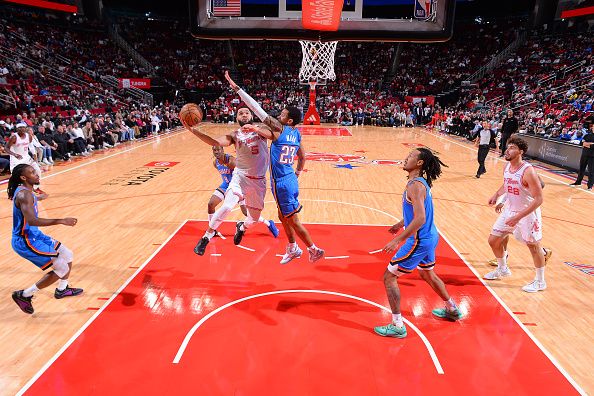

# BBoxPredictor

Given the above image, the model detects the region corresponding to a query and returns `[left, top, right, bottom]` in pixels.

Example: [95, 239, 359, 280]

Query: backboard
[190, 0, 456, 42]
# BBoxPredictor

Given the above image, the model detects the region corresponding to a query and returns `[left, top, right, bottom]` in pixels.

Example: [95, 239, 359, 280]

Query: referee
[570, 124, 594, 190]
[475, 121, 491, 178]
[499, 110, 518, 157]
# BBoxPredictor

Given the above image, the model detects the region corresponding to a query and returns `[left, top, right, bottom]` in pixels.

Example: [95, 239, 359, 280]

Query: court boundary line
[16, 220, 189, 396]
[16, 198, 586, 393]
[1, 128, 187, 192]
[426, 129, 594, 196]
[438, 231, 587, 396]
[223, 194, 589, 394]
[172, 289, 445, 375]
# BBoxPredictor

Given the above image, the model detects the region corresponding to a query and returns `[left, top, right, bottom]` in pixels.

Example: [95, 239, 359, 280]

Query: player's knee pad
[58, 245, 73, 263]
[52, 247, 72, 278]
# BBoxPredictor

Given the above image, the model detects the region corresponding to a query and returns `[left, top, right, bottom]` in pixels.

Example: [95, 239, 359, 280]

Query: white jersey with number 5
[503, 162, 534, 211]
[232, 129, 269, 178]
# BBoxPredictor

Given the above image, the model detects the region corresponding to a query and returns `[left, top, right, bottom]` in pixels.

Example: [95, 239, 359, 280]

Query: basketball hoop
[299, 40, 338, 84]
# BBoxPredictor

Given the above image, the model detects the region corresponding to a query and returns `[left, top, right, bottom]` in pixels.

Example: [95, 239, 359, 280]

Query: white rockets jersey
[503, 161, 534, 211]
[232, 129, 269, 178]
[10, 133, 32, 166]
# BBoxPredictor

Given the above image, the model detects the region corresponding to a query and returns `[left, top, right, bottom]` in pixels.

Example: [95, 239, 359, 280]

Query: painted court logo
[305, 152, 403, 166]
[103, 161, 179, 186]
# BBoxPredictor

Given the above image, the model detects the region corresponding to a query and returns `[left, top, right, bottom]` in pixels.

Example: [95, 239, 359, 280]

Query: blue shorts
[271, 173, 302, 217]
[217, 182, 229, 194]
[12, 233, 61, 270]
[388, 236, 439, 274]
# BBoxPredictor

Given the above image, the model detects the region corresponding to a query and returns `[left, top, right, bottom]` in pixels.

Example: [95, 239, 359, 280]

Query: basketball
[179, 103, 203, 127]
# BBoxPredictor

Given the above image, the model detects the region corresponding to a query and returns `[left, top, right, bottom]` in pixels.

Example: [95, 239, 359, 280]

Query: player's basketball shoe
[54, 286, 84, 299]
[483, 267, 512, 280]
[522, 279, 547, 293]
[280, 246, 303, 264]
[308, 247, 325, 262]
[12, 290, 34, 314]
[374, 323, 407, 338]
[234, 221, 245, 245]
[543, 248, 552, 265]
[267, 221, 280, 238]
[432, 307, 464, 321]
[194, 237, 210, 256]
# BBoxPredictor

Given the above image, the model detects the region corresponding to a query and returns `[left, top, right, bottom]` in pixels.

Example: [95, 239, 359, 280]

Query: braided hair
[417, 148, 448, 187]
[7, 164, 30, 200]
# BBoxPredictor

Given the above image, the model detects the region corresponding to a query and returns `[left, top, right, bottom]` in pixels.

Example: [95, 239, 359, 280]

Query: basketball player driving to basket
[181, 105, 279, 256]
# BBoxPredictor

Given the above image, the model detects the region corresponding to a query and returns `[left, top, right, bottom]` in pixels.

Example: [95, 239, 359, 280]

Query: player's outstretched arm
[224, 71, 282, 134]
[17, 190, 77, 227]
[240, 124, 276, 140]
[184, 120, 232, 147]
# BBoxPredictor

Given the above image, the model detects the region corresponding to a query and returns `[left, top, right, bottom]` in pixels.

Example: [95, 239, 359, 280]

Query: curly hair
[7, 164, 30, 200]
[416, 148, 448, 187]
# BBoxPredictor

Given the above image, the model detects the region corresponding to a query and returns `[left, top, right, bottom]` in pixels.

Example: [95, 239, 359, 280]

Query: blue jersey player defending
[225, 71, 324, 264]
[209, 145, 276, 238]
[374, 148, 462, 338]
[8, 164, 83, 314]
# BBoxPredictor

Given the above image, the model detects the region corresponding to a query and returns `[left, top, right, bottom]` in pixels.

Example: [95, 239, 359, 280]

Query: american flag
[212, 0, 241, 16]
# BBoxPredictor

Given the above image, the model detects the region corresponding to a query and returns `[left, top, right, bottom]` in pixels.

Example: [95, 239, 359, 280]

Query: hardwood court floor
[0, 125, 592, 395]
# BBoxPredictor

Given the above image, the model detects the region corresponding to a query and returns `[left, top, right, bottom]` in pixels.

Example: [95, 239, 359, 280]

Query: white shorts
[227, 171, 266, 210]
[10, 156, 41, 176]
[212, 188, 245, 206]
[491, 207, 542, 244]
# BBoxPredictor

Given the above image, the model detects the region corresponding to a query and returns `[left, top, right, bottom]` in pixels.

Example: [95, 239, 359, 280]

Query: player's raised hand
[224, 71, 240, 92]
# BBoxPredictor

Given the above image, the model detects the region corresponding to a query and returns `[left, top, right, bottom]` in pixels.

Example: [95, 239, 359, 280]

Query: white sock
[23, 284, 39, 297]
[240, 223, 246, 231]
[536, 267, 545, 282]
[288, 242, 298, 251]
[57, 279, 68, 291]
[446, 297, 457, 310]
[208, 213, 213, 223]
[258, 216, 268, 225]
[497, 256, 508, 270]
[307, 244, 318, 251]
[392, 313, 403, 327]
[204, 230, 216, 240]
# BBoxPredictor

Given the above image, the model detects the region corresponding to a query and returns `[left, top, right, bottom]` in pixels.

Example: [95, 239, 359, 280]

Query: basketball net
[299, 41, 338, 125]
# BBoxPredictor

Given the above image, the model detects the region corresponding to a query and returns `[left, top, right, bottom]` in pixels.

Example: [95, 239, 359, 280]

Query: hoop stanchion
[303, 81, 321, 125]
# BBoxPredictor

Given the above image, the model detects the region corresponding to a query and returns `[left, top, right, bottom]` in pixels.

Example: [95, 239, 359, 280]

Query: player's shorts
[271, 173, 302, 217]
[387, 236, 439, 275]
[12, 232, 61, 270]
[227, 171, 266, 211]
[213, 182, 229, 200]
[10, 156, 39, 173]
[491, 207, 542, 244]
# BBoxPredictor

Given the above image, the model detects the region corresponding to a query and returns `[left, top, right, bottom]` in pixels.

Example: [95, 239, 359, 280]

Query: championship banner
[118, 78, 151, 90]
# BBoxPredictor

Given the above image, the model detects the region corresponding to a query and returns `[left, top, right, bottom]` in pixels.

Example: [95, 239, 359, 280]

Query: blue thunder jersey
[12, 186, 44, 239]
[270, 126, 301, 180]
[216, 154, 233, 185]
[402, 177, 438, 241]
